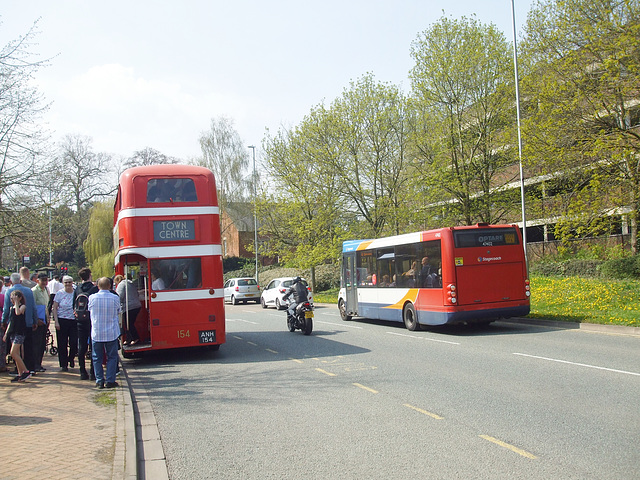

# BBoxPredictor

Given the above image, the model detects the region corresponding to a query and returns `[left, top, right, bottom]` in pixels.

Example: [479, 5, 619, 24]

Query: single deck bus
[338, 224, 530, 329]
[113, 165, 225, 356]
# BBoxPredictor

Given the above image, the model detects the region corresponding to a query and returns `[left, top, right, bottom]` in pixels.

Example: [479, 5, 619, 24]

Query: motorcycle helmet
[294, 276, 301, 283]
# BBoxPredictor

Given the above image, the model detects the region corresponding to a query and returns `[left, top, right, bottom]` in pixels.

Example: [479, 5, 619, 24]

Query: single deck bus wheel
[403, 303, 420, 331]
[339, 299, 352, 321]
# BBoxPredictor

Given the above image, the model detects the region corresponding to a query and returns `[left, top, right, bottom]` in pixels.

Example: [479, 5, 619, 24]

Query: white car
[260, 277, 313, 309]
[223, 278, 261, 305]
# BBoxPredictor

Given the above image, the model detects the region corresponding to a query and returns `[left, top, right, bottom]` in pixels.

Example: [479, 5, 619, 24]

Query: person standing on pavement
[52, 275, 78, 371]
[89, 277, 121, 389]
[0, 286, 5, 373]
[2, 276, 11, 294]
[75, 267, 98, 380]
[116, 273, 141, 345]
[3, 290, 31, 382]
[47, 274, 63, 316]
[31, 273, 50, 373]
[20, 266, 36, 288]
[3, 272, 38, 374]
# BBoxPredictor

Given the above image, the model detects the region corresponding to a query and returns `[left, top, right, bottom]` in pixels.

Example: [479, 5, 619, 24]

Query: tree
[58, 134, 116, 213]
[196, 116, 252, 243]
[83, 201, 114, 266]
[409, 15, 518, 226]
[261, 106, 347, 279]
[0, 19, 50, 244]
[123, 147, 178, 169]
[196, 116, 250, 202]
[52, 134, 116, 267]
[330, 74, 415, 237]
[521, 0, 640, 251]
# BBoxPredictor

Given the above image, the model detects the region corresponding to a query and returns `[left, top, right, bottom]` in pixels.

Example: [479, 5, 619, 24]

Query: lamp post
[248, 145, 259, 284]
[511, 0, 528, 271]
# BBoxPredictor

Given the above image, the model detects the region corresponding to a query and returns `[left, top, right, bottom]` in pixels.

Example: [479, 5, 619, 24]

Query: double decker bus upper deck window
[454, 228, 519, 248]
[147, 178, 198, 203]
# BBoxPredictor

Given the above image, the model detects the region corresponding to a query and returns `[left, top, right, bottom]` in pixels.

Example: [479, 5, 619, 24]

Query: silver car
[260, 277, 313, 310]
[223, 278, 261, 305]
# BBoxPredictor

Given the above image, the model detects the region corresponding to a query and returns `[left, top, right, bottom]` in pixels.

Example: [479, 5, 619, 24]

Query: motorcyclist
[282, 277, 309, 322]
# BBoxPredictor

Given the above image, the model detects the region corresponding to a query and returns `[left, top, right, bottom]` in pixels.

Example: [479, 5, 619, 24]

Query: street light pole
[511, 0, 528, 271]
[248, 145, 259, 284]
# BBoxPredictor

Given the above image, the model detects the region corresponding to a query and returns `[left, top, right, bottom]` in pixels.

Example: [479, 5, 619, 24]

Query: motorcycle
[286, 299, 314, 335]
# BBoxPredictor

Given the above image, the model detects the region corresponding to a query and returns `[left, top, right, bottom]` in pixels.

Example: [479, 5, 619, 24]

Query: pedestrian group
[1, 266, 133, 389]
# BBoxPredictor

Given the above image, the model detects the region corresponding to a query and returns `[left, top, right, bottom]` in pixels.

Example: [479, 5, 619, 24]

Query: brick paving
[0, 351, 118, 480]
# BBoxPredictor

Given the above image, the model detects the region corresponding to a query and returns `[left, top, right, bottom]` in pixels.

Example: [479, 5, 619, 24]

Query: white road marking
[387, 331, 460, 345]
[513, 353, 640, 377]
[316, 321, 363, 329]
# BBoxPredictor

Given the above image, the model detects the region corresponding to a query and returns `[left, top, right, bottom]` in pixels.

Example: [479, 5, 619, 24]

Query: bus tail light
[447, 284, 457, 304]
[525, 279, 531, 297]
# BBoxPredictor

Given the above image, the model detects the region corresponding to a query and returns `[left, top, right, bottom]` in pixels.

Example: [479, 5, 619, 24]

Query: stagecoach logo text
[153, 219, 196, 241]
[478, 256, 502, 263]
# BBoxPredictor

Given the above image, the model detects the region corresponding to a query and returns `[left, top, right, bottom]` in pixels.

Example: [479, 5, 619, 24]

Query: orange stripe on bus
[383, 289, 419, 309]
[356, 240, 374, 251]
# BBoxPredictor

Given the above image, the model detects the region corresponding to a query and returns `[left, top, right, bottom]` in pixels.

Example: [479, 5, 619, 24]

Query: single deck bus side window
[147, 178, 198, 203]
[376, 248, 395, 287]
[357, 251, 376, 287]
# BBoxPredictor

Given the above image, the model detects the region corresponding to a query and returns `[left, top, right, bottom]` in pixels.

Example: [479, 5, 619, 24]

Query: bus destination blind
[153, 219, 196, 241]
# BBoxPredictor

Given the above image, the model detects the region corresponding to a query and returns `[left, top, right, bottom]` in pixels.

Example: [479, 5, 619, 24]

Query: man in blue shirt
[88, 277, 121, 389]
[3, 272, 38, 373]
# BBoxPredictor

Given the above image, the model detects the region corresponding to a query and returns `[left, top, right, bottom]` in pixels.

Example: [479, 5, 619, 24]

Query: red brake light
[235, 286, 239, 291]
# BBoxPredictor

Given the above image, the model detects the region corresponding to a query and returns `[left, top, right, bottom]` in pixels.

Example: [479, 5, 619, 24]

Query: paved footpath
[0, 349, 133, 480]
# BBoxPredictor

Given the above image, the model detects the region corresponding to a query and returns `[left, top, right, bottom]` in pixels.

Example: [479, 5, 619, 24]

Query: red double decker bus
[113, 165, 225, 357]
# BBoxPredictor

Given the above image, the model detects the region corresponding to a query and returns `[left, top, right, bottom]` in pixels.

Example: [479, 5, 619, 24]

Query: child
[3, 290, 30, 382]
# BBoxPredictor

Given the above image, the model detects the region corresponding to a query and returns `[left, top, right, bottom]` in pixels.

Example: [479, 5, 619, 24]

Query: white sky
[2, 0, 534, 162]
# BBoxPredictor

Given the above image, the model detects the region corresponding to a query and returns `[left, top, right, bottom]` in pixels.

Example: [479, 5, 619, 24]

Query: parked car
[223, 278, 261, 305]
[260, 277, 313, 309]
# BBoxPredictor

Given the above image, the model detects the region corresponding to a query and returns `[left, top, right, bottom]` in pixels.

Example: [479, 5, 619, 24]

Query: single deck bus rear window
[147, 178, 198, 203]
[454, 228, 519, 248]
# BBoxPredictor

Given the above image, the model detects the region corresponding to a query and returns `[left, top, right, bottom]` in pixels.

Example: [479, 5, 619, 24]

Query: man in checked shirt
[88, 277, 122, 389]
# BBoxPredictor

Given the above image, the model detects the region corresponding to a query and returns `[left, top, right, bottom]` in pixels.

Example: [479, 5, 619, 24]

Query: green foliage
[530, 253, 640, 280]
[91, 251, 115, 278]
[522, 0, 640, 251]
[84, 202, 114, 265]
[223, 256, 253, 273]
[598, 257, 640, 279]
[409, 14, 517, 226]
[224, 263, 341, 292]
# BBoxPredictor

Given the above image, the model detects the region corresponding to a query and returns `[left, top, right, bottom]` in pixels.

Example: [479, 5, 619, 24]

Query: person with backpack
[75, 267, 98, 380]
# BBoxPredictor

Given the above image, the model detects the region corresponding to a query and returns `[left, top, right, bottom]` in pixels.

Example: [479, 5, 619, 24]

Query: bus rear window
[147, 178, 198, 203]
[454, 228, 519, 248]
